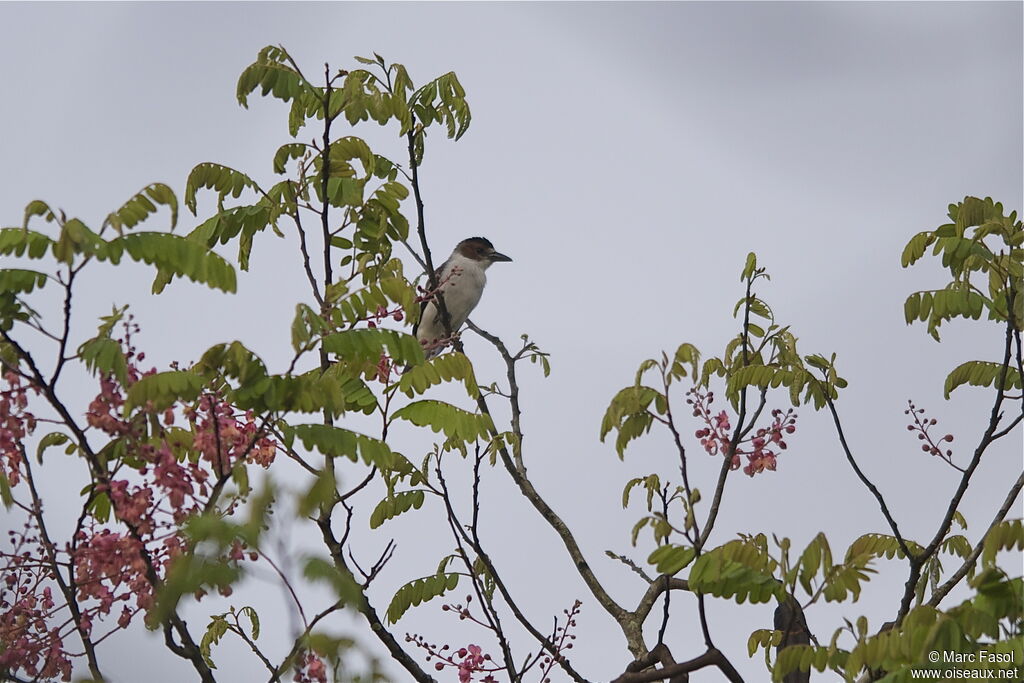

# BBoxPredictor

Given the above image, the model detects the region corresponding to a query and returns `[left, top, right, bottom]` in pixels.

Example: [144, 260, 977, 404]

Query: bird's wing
[412, 260, 447, 336]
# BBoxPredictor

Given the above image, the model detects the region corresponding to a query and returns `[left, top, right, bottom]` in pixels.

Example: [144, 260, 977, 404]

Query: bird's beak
[489, 251, 512, 263]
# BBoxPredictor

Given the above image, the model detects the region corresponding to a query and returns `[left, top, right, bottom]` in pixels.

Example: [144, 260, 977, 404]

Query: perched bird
[414, 237, 512, 358]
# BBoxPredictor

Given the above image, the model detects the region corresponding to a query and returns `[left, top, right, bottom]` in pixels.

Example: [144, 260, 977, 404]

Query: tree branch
[315, 517, 436, 683]
[466, 323, 640, 652]
[611, 648, 745, 683]
[822, 392, 914, 560]
[928, 469, 1024, 607]
[896, 300, 1019, 623]
[20, 447, 103, 680]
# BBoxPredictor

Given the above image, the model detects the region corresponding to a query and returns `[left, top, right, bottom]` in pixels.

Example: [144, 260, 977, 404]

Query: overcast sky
[1, 3, 1022, 682]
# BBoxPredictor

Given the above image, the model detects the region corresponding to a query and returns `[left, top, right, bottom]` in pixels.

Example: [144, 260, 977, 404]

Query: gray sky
[1, 2, 1022, 682]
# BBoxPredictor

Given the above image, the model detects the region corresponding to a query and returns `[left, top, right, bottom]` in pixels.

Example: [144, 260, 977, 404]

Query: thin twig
[822, 392, 915, 560]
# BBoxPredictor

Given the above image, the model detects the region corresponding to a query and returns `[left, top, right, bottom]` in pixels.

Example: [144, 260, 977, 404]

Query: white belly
[417, 257, 487, 345]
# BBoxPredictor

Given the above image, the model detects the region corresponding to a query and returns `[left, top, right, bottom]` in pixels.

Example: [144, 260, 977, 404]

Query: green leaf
[981, 520, 1023, 567]
[184, 163, 259, 215]
[55, 219, 108, 263]
[726, 364, 779, 398]
[290, 304, 327, 352]
[22, 199, 58, 229]
[944, 360, 1021, 399]
[747, 629, 782, 658]
[104, 232, 237, 294]
[107, 183, 178, 232]
[369, 490, 426, 529]
[0, 228, 53, 259]
[196, 341, 270, 398]
[322, 328, 424, 367]
[392, 400, 494, 443]
[333, 274, 417, 325]
[621, 474, 660, 510]
[35, 432, 70, 465]
[669, 343, 701, 381]
[647, 545, 696, 575]
[820, 557, 875, 602]
[303, 557, 362, 604]
[297, 468, 339, 517]
[125, 371, 206, 411]
[237, 46, 317, 112]
[845, 533, 923, 562]
[88, 491, 111, 523]
[291, 424, 398, 468]
[0, 471, 12, 508]
[199, 616, 229, 669]
[273, 143, 309, 174]
[239, 606, 260, 640]
[741, 252, 758, 281]
[397, 352, 479, 398]
[409, 71, 472, 152]
[901, 231, 936, 268]
[600, 382, 667, 457]
[329, 137, 375, 179]
[386, 572, 459, 624]
[0, 269, 48, 295]
[689, 539, 783, 604]
[78, 337, 128, 385]
[155, 552, 240, 627]
[188, 204, 274, 272]
[941, 534, 972, 559]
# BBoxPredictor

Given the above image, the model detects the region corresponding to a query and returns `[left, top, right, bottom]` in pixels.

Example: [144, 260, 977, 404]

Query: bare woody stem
[435, 458, 519, 683]
[20, 448, 103, 680]
[436, 448, 590, 683]
[315, 517, 436, 683]
[698, 274, 757, 552]
[928, 469, 1024, 607]
[821, 393, 914, 559]
[896, 289, 1020, 622]
[610, 647, 744, 683]
[468, 322, 663, 660]
[405, 124, 456, 340]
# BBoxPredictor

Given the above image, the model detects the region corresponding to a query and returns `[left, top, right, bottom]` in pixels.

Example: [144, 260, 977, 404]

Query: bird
[414, 237, 512, 359]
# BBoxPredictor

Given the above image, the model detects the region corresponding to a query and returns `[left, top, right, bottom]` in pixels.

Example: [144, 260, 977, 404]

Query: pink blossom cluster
[2, 320, 280, 681]
[1, 370, 37, 486]
[687, 388, 797, 477]
[292, 651, 327, 683]
[405, 632, 498, 683]
[188, 394, 277, 475]
[1, 524, 71, 681]
[374, 352, 395, 385]
[454, 644, 494, 683]
[71, 527, 157, 617]
[406, 594, 501, 681]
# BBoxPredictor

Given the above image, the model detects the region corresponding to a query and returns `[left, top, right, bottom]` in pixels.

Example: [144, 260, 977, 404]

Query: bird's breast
[440, 265, 485, 328]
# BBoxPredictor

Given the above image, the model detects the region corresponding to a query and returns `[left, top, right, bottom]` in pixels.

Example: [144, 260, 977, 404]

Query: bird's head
[456, 237, 512, 268]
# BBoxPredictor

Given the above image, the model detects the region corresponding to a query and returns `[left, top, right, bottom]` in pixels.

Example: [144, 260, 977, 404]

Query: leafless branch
[928, 469, 1024, 607]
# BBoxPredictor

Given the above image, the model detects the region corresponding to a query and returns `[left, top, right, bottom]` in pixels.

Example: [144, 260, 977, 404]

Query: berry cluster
[407, 594, 581, 682]
[906, 401, 957, 469]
